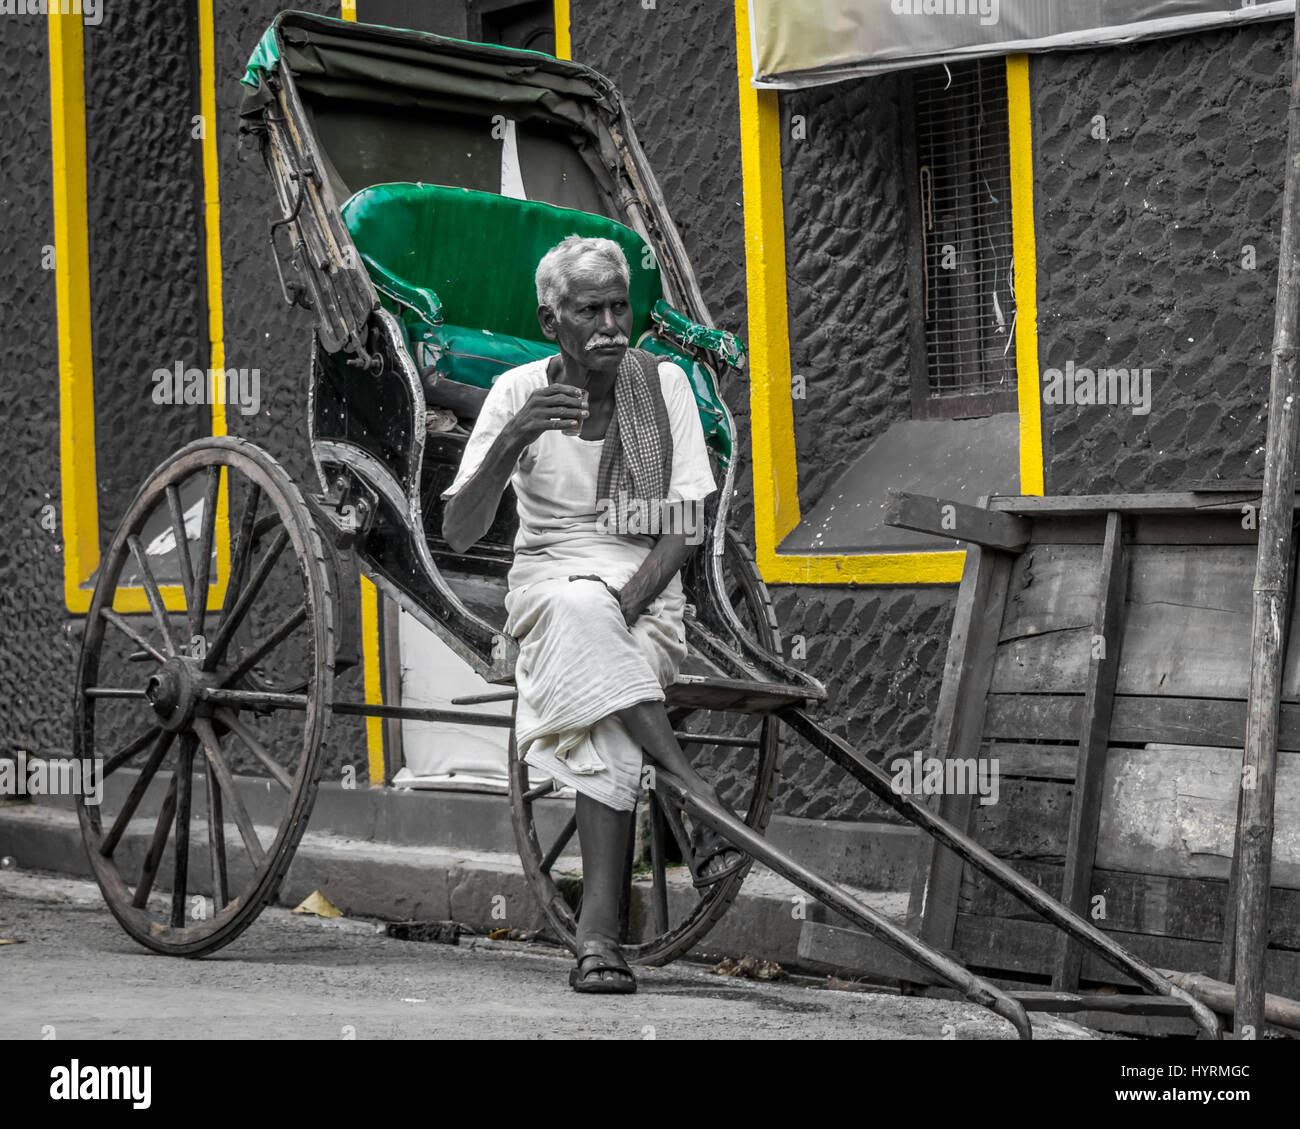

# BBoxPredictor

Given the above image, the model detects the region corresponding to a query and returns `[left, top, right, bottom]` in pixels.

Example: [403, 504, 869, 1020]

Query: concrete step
[34, 769, 921, 890]
[0, 800, 908, 970]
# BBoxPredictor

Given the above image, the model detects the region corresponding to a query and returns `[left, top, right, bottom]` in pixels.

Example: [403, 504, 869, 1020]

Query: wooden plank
[983, 693, 1300, 750]
[1030, 513, 1260, 547]
[997, 544, 1100, 642]
[1056, 511, 1127, 989]
[972, 778, 1071, 860]
[989, 492, 1284, 516]
[961, 862, 1300, 950]
[953, 914, 1300, 996]
[1095, 744, 1300, 889]
[992, 544, 1300, 699]
[1012, 991, 1194, 1017]
[884, 492, 1031, 552]
[960, 740, 1300, 886]
[982, 742, 1079, 781]
[908, 541, 1015, 941]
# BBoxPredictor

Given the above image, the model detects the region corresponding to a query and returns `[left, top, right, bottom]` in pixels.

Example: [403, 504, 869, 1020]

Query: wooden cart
[799, 490, 1300, 1032]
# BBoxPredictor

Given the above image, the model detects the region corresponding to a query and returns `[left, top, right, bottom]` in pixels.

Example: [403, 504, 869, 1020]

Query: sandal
[688, 821, 749, 890]
[569, 936, 637, 994]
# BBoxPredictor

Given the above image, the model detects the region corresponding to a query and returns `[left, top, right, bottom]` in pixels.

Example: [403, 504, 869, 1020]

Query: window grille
[913, 59, 1017, 411]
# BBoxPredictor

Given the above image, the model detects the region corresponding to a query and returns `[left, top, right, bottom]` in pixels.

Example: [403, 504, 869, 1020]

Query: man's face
[539, 276, 634, 374]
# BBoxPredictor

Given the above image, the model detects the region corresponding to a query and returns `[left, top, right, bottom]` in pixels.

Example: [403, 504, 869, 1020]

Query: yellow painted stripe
[341, 3, 383, 784]
[49, 12, 98, 614]
[1008, 55, 1044, 497]
[553, 0, 571, 59]
[360, 576, 386, 786]
[734, 0, 801, 576]
[198, 0, 231, 610]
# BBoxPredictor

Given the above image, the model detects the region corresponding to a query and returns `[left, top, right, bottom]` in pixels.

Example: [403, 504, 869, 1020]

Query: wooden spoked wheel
[74, 437, 334, 956]
[509, 528, 782, 966]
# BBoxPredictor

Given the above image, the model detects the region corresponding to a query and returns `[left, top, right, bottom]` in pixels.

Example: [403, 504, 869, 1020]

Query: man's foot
[689, 802, 749, 889]
[569, 935, 637, 994]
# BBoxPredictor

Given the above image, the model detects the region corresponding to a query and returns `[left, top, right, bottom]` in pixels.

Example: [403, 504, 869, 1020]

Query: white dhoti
[440, 356, 717, 812]
[506, 576, 687, 811]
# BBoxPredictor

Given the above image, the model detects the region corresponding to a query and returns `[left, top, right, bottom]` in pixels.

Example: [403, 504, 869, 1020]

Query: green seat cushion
[342, 182, 664, 340]
[406, 317, 558, 390]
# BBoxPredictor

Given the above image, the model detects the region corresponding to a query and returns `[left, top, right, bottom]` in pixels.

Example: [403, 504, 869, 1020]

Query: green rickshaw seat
[339, 182, 735, 465]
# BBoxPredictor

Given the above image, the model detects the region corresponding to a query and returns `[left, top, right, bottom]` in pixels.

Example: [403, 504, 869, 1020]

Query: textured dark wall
[84, 1, 210, 546]
[0, 14, 66, 756]
[1032, 23, 1288, 494]
[781, 74, 915, 515]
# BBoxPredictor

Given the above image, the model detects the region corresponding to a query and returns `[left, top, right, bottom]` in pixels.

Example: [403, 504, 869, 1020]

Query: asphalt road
[0, 868, 1094, 1040]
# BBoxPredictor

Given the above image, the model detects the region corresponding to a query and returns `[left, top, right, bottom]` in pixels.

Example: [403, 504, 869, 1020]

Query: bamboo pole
[1159, 969, 1300, 1033]
[1235, 6, 1300, 1037]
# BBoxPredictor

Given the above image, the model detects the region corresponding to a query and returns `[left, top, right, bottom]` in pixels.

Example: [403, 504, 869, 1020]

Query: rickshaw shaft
[649, 768, 1033, 1040]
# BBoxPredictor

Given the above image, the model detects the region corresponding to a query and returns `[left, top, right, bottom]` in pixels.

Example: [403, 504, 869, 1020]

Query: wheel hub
[145, 659, 208, 732]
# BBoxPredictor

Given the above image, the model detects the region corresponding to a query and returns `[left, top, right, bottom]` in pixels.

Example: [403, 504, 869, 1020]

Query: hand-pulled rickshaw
[72, 11, 1221, 1038]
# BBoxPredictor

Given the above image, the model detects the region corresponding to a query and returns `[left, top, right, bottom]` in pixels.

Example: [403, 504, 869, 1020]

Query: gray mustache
[586, 334, 629, 351]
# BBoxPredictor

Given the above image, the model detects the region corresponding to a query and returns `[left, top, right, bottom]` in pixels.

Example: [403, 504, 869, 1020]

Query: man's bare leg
[615, 699, 744, 880]
[574, 792, 635, 987]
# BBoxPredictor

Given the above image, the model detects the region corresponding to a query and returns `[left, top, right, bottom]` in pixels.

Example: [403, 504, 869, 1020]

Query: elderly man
[441, 234, 743, 994]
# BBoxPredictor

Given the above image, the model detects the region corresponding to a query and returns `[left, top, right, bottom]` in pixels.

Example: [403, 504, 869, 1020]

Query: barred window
[907, 59, 1018, 419]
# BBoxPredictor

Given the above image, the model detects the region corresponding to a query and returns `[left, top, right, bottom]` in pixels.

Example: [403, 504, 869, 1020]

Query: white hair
[535, 234, 631, 311]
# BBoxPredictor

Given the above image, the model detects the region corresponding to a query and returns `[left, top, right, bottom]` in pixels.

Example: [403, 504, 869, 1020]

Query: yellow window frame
[733, 1, 1044, 585]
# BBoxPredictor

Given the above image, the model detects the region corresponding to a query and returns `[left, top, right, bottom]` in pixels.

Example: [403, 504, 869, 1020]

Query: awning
[748, 0, 1294, 88]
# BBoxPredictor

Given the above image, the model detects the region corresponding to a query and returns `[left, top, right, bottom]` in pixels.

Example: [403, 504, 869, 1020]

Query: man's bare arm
[442, 383, 587, 554]
[617, 530, 696, 626]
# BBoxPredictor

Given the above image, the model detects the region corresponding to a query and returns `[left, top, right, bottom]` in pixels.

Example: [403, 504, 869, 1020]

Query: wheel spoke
[83, 687, 148, 700]
[204, 528, 288, 671]
[206, 756, 228, 910]
[132, 774, 178, 908]
[214, 708, 293, 791]
[540, 812, 577, 876]
[225, 482, 263, 611]
[171, 734, 196, 928]
[522, 778, 558, 803]
[101, 609, 166, 665]
[102, 726, 161, 778]
[648, 795, 670, 935]
[100, 729, 175, 858]
[190, 466, 222, 632]
[126, 534, 177, 658]
[194, 718, 265, 868]
[653, 788, 693, 863]
[220, 605, 308, 689]
[166, 483, 198, 638]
